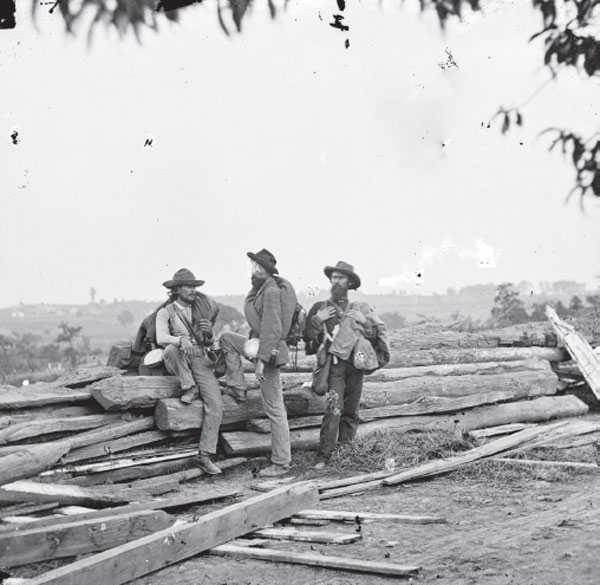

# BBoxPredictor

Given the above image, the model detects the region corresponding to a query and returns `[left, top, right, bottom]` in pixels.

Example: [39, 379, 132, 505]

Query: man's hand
[180, 337, 194, 358]
[198, 319, 214, 337]
[316, 306, 336, 322]
[347, 309, 367, 325]
[255, 359, 266, 384]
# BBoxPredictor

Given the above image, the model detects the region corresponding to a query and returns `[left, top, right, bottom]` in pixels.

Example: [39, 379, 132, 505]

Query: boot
[196, 452, 222, 475]
[180, 386, 199, 404]
[257, 463, 290, 478]
[222, 386, 247, 403]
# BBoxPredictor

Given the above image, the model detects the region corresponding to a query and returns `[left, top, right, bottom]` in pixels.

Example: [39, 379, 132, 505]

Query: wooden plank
[221, 395, 589, 456]
[22, 482, 319, 585]
[0, 510, 174, 567]
[546, 305, 600, 399]
[251, 526, 361, 544]
[246, 415, 323, 434]
[156, 387, 326, 431]
[0, 501, 60, 521]
[0, 489, 242, 532]
[210, 544, 420, 577]
[7, 404, 103, 422]
[0, 387, 91, 410]
[294, 509, 447, 524]
[320, 480, 386, 500]
[0, 443, 71, 487]
[91, 376, 181, 410]
[490, 457, 598, 469]
[53, 366, 122, 388]
[61, 430, 170, 464]
[387, 347, 568, 368]
[0, 414, 121, 445]
[469, 423, 536, 439]
[0, 480, 133, 507]
[383, 418, 600, 487]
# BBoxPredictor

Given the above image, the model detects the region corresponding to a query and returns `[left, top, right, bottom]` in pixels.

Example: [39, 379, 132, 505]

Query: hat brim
[247, 252, 279, 275]
[324, 266, 361, 290]
[162, 279, 205, 288]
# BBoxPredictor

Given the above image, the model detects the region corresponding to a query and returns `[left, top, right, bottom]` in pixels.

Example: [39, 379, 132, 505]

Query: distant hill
[0, 284, 590, 354]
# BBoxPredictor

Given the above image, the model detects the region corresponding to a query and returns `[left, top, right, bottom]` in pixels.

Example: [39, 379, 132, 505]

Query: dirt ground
[120, 459, 599, 585]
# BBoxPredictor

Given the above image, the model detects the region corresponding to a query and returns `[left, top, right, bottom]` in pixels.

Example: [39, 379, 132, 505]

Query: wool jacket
[244, 275, 296, 366]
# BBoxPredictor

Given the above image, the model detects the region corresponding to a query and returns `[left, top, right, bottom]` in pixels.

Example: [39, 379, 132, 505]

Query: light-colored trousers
[220, 332, 291, 466]
[163, 344, 223, 455]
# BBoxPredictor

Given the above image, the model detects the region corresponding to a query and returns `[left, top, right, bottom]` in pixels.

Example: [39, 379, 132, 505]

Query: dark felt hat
[324, 260, 361, 290]
[247, 248, 279, 275]
[162, 268, 205, 289]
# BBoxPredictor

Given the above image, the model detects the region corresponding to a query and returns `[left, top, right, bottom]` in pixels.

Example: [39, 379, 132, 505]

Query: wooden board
[387, 347, 568, 368]
[546, 305, 600, 399]
[0, 510, 173, 567]
[0, 387, 91, 410]
[294, 509, 447, 524]
[22, 482, 319, 585]
[155, 387, 326, 431]
[91, 376, 181, 410]
[210, 544, 420, 577]
[251, 526, 362, 544]
[221, 395, 589, 456]
[490, 457, 598, 469]
[0, 414, 121, 445]
[0, 443, 71, 487]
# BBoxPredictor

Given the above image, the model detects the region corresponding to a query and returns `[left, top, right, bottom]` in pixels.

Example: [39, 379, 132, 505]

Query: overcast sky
[1, 0, 599, 307]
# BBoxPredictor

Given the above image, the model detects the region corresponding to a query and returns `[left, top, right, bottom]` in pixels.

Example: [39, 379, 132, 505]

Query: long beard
[331, 283, 347, 300]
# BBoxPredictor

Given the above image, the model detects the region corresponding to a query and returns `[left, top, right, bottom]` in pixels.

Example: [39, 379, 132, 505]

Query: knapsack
[286, 303, 307, 347]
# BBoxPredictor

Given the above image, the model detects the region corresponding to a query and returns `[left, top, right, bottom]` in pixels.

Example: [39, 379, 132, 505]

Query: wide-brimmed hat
[324, 260, 361, 290]
[162, 268, 205, 289]
[247, 248, 279, 275]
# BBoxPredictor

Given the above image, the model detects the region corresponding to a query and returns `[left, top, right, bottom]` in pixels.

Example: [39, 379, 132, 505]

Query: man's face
[248, 260, 269, 288]
[330, 271, 350, 299]
[176, 284, 197, 303]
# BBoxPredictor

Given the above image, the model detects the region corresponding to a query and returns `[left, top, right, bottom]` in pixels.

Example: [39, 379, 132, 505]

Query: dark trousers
[317, 358, 364, 459]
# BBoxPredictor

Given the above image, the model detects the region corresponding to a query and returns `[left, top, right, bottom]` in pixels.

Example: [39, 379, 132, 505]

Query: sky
[1, 0, 599, 307]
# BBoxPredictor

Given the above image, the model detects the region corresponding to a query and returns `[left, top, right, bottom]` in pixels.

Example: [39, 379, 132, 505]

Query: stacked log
[0, 326, 589, 498]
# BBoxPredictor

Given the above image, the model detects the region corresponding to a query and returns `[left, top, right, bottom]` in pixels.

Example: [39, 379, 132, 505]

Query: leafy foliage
[490, 283, 530, 326]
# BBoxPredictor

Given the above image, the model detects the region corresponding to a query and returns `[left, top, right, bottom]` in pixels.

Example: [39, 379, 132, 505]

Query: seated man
[156, 268, 223, 475]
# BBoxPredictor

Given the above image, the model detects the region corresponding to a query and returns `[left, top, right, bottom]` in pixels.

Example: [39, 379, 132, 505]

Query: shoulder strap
[172, 304, 204, 346]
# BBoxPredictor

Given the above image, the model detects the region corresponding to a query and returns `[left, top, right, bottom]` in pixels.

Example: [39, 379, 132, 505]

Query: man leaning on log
[155, 268, 223, 475]
[304, 261, 390, 470]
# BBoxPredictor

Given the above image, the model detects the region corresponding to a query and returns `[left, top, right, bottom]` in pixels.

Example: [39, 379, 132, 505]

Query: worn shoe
[195, 453, 222, 475]
[223, 386, 248, 403]
[180, 386, 199, 404]
[257, 463, 290, 478]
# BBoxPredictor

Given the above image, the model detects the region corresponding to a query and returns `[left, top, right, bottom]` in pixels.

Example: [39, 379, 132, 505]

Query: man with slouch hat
[155, 268, 223, 475]
[219, 249, 297, 478]
[304, 261, 389, 469]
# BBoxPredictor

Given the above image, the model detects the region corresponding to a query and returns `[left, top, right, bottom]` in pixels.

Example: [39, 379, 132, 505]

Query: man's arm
[256, 287, 283, 363]
[156, 308, 182, 348]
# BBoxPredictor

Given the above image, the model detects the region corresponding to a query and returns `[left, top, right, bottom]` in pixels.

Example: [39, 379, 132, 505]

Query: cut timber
[0, 443, 71, 487]
[546, 305, 600, 399]
[0, 414, 121, 445]
[8, 404, 103, 422]
[490, 457, 598, 469]
[91, 376, 181, 410]
[383, 419, 597, 487]
[469, 423, 536, 439]
[387, 347, 568, 368]
[294, 510, 447, 524]
[0, 489, 242, 531]
[53, 365, 121, 388]
[210, 544, 420, 577]
[388, 324, 555, 351]
[0, 510, 173, 567]
[0, 480, 133, 507]
[247, 415, 323, 434]
[0, 387, 91, 410]
[360, 370, 558, 409]
[64, 417, 155, 450]
[156, 387, 325, 431]
[61, 430, 170, 464]
[250, 526, 361, 544]
[366, 358, 551, 381]
[22, 482, 318, 585]
[221, 395, 588, 456]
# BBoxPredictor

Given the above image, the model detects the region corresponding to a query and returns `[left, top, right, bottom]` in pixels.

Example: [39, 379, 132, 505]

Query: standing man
[156, 268, 223, 475]
[304, 261, 389, 469]
[219, 249, 296, 478]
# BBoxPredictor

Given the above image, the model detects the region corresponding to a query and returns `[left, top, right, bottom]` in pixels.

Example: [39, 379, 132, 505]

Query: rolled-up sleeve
[156, 308, 180, 347]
